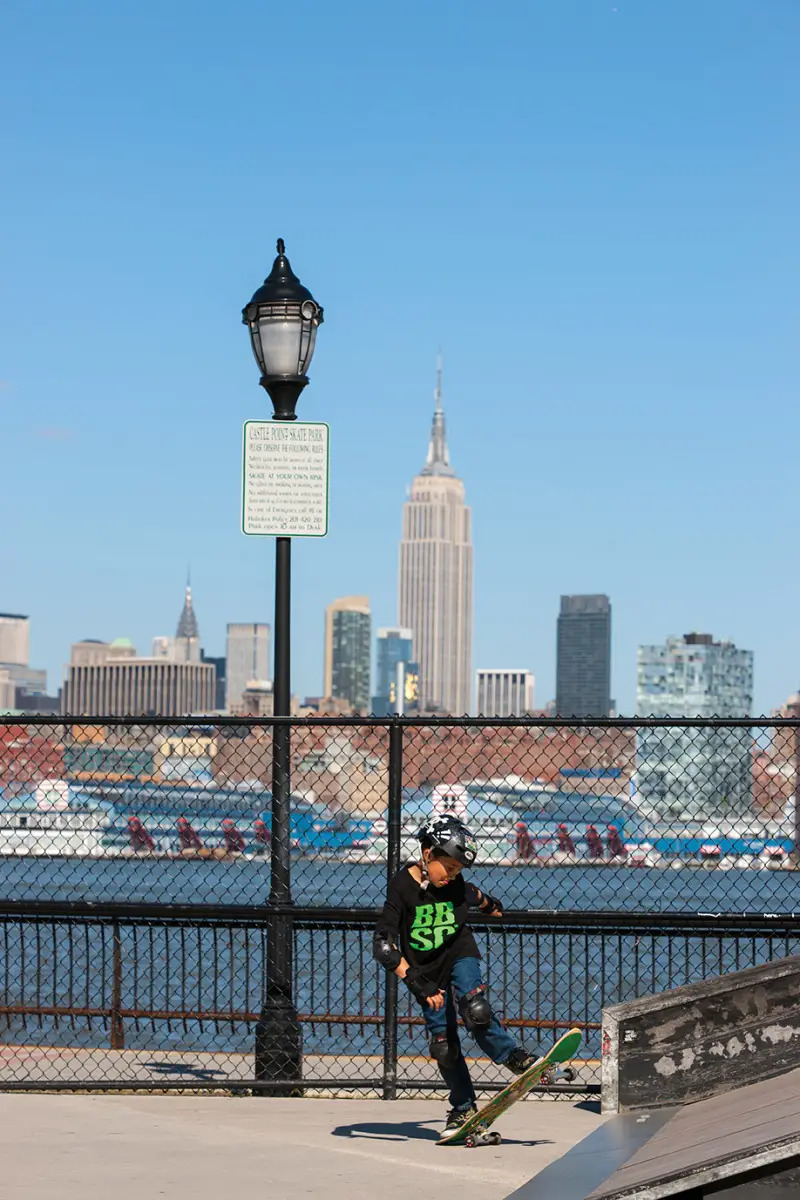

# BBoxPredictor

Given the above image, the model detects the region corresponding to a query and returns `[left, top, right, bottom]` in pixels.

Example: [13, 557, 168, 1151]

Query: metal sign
[242, 420, 329, 537]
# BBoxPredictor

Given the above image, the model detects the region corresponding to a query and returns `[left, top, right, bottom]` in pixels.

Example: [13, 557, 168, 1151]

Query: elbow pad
[373, 931, 402, 971]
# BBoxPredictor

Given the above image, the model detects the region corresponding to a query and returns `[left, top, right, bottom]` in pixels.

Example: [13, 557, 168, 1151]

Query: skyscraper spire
[176, 579, 199, 641]
[421, 354, 454, 477]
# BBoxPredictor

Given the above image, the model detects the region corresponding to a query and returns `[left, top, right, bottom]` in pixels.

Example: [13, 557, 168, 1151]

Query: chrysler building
[398, 363, 473, 714]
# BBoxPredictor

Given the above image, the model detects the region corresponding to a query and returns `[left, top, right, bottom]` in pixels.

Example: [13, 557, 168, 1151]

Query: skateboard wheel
[540, 1070, 553, 1085]
[562, 1067, 576, 1082]
[488, 1132, 501, 1145]
[464, 1135, 476, 1148]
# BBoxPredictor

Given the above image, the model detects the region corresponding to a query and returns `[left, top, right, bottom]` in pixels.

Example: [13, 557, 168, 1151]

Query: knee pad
[429, 1034, 460, 1070]
[459, 987, 492, 1032]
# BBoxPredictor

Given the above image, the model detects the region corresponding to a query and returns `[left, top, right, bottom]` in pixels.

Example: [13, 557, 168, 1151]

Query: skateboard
[437, 1027, 582, 1148]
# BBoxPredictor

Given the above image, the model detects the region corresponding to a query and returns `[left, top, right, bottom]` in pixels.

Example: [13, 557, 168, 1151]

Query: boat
[0, 781, 113, 856]
[698, 843, 722, 867]
[759, 846, 791, 870]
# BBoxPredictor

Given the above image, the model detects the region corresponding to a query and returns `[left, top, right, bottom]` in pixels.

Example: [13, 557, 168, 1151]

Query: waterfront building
[555, 595, 612, 718]
[225, 623, 270, 713]
[636, 632, 754, 819]
[476, 669, 535, 717]
[398, 361, 473, 714]
[62, 637, 215, 716]
[323, 597, 371, 712]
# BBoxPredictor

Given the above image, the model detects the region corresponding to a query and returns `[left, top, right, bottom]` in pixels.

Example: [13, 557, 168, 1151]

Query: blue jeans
[422, 955, 518, 1112]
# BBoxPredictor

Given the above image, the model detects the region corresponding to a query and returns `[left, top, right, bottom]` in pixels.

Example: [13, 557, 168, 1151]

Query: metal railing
[1, 901, 799, 1092]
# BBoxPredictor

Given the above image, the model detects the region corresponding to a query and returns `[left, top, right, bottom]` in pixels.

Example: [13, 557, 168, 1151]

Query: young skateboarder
[373, 814, 535, 1135]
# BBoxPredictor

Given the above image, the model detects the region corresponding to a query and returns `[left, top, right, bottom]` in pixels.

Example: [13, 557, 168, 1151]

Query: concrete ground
[0, 1094, 608, 1199]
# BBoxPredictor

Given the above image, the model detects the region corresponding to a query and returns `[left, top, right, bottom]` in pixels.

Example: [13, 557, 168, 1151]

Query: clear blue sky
[2, 0, 798, 715]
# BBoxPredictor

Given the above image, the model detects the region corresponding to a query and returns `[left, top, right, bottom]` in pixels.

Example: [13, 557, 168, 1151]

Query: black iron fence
[1, 715, 799, 1092]
[1, 903, 798, 1093]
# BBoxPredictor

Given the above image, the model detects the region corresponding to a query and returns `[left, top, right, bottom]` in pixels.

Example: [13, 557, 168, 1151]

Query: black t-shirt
[376, 864, 482, 988]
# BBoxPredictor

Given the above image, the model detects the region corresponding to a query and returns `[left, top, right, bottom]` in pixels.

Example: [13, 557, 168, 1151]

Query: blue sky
[2, 0, 798, 714]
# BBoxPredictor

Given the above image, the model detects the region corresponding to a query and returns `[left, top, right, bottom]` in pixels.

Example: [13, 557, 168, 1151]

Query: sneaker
[443, 1103, 478, 1134]
[504, 1047, 537, 1075]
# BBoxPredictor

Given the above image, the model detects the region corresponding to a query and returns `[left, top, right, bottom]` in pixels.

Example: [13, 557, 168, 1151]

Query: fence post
[110, 920, 124, 1050]
[382, 720, 403, 1100]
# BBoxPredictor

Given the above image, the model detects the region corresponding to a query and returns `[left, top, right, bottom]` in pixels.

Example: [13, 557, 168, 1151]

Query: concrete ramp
[602, 953, 800, 1113]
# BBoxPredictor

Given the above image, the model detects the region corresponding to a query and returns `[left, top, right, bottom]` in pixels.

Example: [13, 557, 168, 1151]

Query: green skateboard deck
[437, 1027, 582, 1147]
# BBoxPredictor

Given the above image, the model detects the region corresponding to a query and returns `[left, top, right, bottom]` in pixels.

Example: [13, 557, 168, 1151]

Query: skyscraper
[225, 623, 270, 713]
[0, 613, 47, 701]
[0, 614, 29, 666]
[175, 582, 201, 663]
[323, 597, 371, 712]
[201, 653, 227, 712]
[476, 670, 535, 717]
[152, 582, 202, 665]
[372, 627, 418, 717]
[555, 595, 612, 718]
[398, 361, 473, 714]
[636, 632, 754, 818]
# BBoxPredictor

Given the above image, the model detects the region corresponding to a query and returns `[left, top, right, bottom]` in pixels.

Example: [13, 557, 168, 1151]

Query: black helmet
[417, 814, 477, 866]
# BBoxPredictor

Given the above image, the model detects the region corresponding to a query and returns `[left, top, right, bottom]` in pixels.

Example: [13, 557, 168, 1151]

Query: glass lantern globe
[242, 239, 324, 384]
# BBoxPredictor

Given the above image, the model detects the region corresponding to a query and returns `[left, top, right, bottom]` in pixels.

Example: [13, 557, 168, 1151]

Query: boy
[373, 813, 535, 1135]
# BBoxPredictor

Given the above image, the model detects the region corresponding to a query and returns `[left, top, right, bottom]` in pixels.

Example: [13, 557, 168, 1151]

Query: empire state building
[399, 365, 473, 715]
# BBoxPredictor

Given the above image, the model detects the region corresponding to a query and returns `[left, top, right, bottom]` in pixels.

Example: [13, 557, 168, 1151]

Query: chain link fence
[1, 715, 798, 1092]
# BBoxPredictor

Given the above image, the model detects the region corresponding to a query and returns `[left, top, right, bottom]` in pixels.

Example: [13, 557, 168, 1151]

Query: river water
[5, 853, 800, 912]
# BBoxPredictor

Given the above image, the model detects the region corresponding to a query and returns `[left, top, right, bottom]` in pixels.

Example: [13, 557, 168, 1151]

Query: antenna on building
[421, 352, 452, 476]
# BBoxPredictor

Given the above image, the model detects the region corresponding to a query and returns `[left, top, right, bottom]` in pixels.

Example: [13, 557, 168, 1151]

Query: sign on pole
[242, 420, 330, 537]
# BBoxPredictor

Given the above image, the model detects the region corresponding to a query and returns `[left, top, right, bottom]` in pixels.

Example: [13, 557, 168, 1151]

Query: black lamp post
[243, 239, 324, 1092]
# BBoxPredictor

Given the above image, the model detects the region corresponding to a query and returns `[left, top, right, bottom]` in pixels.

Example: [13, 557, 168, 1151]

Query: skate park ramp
[602, 953, 800, 1113]
[507, 955, 800, 1199]
[506, 1067, 800, 1199]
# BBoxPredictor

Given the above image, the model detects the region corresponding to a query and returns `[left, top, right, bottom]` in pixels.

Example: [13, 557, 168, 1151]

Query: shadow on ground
[331, 1121, 555, 1148]
[144, 1061, 227, 1080]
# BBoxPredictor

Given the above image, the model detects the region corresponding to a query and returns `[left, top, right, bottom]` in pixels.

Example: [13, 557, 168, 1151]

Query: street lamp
[243, 239, 323, 1093]
[243, 237, 324, 419]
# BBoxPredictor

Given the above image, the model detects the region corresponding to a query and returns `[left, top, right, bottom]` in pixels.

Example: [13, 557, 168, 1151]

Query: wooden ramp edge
[602, 953, 800, 1113]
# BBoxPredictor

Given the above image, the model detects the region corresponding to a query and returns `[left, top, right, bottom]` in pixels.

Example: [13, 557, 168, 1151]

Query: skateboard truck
[539, 1064, 577, 1085]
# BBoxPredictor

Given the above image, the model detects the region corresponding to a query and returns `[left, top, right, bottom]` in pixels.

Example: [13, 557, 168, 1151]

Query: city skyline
[2, 4, 799, 717]
[2, 450, 782, 716]
[3, 576, 792, 717]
